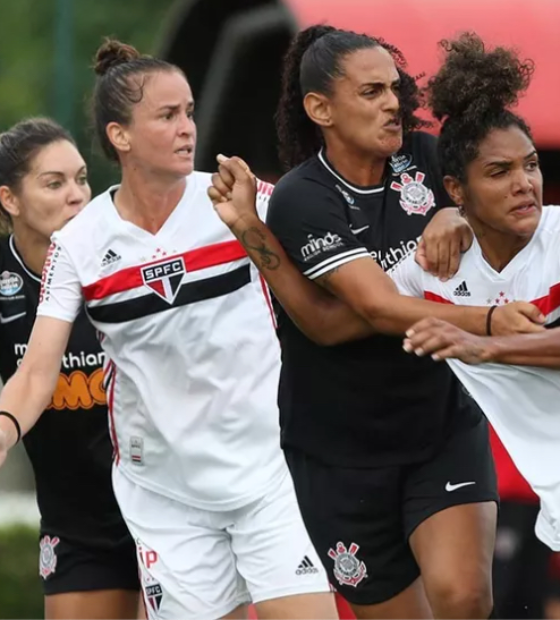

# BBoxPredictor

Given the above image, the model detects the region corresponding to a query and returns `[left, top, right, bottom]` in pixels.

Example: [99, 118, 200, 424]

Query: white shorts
[113, 466, 330, 620]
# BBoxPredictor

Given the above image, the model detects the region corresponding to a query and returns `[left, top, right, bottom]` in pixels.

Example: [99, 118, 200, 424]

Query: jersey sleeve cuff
[303, 248, 371, 280]
[36, 308, 76, 323]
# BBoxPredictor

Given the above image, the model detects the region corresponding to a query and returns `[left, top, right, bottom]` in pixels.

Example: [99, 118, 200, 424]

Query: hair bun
[94, 38, 141, 76]
[428, 32, 534, 123]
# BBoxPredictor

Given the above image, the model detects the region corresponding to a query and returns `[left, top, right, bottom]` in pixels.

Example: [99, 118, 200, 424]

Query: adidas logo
[453, 281, 471, 297]
[101, 249, 121, 267]
[296, 555, 319, 575]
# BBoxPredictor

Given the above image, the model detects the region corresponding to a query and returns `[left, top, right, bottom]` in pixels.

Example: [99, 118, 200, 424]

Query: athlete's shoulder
[270, 157, 340, 216]
[539, 206, 560, 233]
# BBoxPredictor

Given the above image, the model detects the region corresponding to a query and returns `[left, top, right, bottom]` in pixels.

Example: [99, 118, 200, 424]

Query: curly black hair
[275, 25, 428, 171]
[428, 32, 535, 181]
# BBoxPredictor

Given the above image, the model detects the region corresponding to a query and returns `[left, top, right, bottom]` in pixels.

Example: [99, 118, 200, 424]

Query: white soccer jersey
[391, 206, 560, 549]
[37, 172, 286, 511]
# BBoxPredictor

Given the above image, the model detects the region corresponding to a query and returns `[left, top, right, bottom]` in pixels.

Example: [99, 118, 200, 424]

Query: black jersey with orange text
[0, 235, 130, 547]
[267, 132, 482, 467]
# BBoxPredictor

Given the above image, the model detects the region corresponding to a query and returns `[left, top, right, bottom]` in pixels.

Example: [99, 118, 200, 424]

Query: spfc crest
[145, 582, 163, 612]
[141, 257, 185, 304]
[391, 172, 435, 216]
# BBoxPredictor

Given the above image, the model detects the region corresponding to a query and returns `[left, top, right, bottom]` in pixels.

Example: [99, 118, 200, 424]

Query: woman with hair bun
[207, 24, 553, 619]
[0, 39, 337, 620]
[397, 32, 560, 556]
[0, 117, 139, 619]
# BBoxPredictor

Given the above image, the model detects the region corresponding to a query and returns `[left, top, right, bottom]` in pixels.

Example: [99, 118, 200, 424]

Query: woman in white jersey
[0, 40, 336, 620]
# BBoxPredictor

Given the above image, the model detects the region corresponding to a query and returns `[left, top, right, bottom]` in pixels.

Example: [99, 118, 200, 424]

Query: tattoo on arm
[240, 227, 281, 271]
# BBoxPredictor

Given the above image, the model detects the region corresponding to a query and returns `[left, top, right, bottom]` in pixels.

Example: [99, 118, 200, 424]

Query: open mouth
[176, 146, 194, 155]
[384, 117, 402, 129]
[511, 202, 537, 214]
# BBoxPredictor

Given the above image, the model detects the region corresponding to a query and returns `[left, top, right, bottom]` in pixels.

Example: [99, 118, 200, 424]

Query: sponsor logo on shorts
[137, 540, 164, 612]
[39, 535, 60, 579]
[445, 481, 476, 492]
[0, 271, 23, 297]
[296, 555, 319, 575]
[328, 541, 367, 588]
[137, 540, 158, 570]
[145, 582, 163, 612]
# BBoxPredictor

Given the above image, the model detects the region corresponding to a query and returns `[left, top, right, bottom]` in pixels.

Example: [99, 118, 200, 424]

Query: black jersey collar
[317, 149, 385, 195]
[9, 235, 42, 283]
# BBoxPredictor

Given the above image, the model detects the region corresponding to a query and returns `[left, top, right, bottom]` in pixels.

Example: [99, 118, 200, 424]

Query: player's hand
[491, 302, 545, 335]
[415, 208, 473, 281]
[403, 318, 492, 364]
[0, 428, 8, 469]
[208, 155, 258, 229]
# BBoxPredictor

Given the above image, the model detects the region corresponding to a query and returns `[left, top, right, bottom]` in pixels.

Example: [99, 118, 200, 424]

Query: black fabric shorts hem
[40, 533, 140, 596]
[285, 416, 498, 606]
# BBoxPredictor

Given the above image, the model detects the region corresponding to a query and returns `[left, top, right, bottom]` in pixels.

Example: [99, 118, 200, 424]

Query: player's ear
[0, 185, 21, 219]
[443, 176, 465, 208]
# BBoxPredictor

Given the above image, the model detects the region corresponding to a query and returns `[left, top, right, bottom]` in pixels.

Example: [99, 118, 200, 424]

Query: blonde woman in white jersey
[0, 39, 336, 620]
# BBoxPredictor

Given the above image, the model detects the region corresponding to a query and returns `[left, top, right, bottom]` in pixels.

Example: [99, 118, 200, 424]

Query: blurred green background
[0, 0, 177, 196]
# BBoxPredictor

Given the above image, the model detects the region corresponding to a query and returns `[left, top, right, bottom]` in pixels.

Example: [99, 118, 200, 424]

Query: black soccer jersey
[0, 235, 130, 547]
[267, 132, 482, 466]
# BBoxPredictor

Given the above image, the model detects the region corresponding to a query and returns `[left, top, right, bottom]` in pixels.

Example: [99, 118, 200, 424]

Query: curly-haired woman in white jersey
[0, 39, 336, 620]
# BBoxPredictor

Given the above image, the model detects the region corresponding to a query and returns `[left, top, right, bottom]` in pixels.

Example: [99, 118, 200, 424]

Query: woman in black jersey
[0, 118, 139, 619]
[208, 26, 546, 619]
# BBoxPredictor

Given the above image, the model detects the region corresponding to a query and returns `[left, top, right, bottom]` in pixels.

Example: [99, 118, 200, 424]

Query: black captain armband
[0, 411, 22, 444]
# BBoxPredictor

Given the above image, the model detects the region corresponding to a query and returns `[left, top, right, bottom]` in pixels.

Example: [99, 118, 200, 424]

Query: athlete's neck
[11, 226, 50, 277]
[471, 218, 532, 273]
[115, 166, 187, 234]
[323, 141, 386, 187]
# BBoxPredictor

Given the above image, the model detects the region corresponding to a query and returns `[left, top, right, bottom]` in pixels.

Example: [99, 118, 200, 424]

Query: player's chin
[505, 211, 541, 238]
[371, 132, 403, 159]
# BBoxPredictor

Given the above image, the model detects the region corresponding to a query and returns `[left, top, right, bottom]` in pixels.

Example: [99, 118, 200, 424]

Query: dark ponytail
[276, 25, 427, 171]
[275, 25, 336, 171]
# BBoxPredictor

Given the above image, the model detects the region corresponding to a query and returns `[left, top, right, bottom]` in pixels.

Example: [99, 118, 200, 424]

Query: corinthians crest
[391, 171, 435, 216]
[328, 541, 367, 587]
[39, 535, 60, 579]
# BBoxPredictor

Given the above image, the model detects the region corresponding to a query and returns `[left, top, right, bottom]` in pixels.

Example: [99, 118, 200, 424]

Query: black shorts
[39, 532, 140, 596]
[285, 417, 498, 606]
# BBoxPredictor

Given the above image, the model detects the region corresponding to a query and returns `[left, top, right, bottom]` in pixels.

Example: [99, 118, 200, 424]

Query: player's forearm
[0, 368, 55, 448]
[485, 330, 560, 368]
[230, 216, 373, 344]
[360, 294, 488, 336]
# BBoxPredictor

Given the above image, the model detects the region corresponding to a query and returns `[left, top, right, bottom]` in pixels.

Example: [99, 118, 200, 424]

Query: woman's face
[315, 46, 403, 159]
[1, 139, 90, 241]
[119, 70, 196, 179]
[455, 126, 543, 240]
